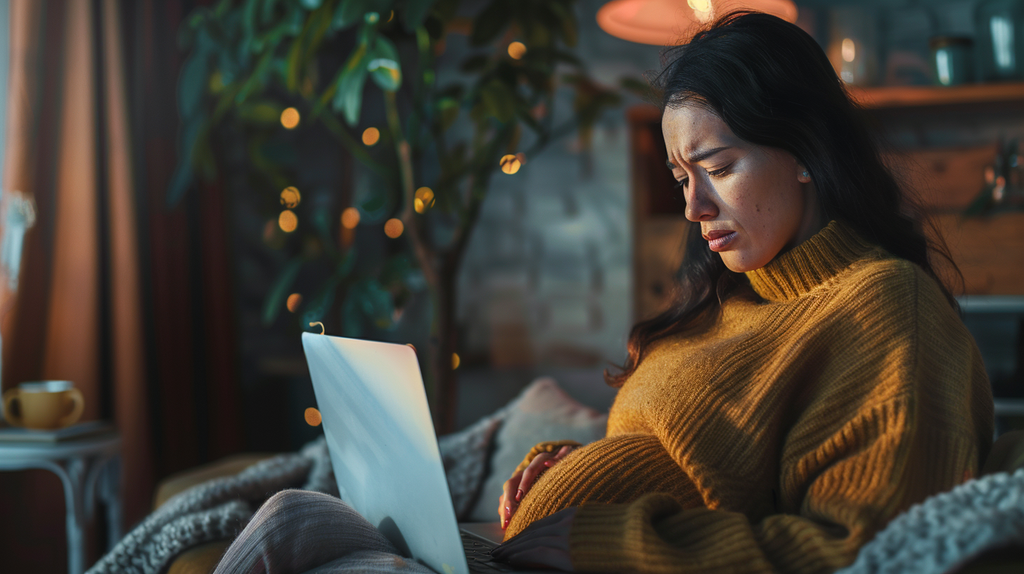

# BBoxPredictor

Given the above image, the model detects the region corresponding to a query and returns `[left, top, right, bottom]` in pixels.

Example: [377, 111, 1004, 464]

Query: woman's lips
[703, 230, 737, 252]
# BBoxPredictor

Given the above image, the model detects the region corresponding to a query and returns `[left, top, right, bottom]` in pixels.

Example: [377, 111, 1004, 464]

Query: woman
[490, 11, 993, 573]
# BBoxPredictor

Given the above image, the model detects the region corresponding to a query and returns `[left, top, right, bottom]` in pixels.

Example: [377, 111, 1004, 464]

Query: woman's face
[662, 104, 824, 273]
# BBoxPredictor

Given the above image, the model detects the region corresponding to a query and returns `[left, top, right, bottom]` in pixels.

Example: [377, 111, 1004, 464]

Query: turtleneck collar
[744, 220, 879, 302]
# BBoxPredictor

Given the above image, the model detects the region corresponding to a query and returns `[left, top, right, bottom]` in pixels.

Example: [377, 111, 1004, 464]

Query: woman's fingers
[500, 471, 523, 529]
[501, 446, 579, 529]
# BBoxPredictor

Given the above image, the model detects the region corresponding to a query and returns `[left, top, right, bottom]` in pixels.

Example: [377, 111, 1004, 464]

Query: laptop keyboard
[462, 530, 514, 573]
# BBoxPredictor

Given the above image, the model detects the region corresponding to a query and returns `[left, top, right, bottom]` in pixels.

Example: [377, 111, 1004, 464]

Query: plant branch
[318, 110, 396, 184]
[386, 90, 439, 291]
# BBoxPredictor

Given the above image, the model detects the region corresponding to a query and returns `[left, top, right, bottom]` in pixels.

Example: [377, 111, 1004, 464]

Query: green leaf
[368, 58, 401, 91]
[236, 101, 282, 124]
[333, 43, 370, 125]
[373, 34, 399, 60]
[546, 1, 578, 47]
[167, 116, 205, 206]
[235, 48, 274, 105]
[262, 259, 304, 325]
[436, 97, 459, 131]
[333, 0, 368, 30]
[178, 50, 209, 117]
[401, 0, 434, 33]
[470, 0, 511, 47]
[479, 79, 516, 123]
[361, 190, 387, 213]
[261, 0, 283, 25]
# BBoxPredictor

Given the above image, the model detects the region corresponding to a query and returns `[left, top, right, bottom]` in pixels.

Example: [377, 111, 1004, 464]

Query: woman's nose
[684, 179, 718, 222]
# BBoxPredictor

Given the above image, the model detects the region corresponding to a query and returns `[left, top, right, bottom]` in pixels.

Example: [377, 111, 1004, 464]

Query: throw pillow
[466, 377, 608, 522]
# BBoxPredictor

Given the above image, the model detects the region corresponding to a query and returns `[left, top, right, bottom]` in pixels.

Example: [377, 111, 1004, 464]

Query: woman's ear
[797, 164, 812, 184]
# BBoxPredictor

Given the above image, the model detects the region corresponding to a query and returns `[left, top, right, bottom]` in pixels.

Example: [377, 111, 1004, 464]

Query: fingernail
[503, 517, 509, 528]
[544, 460, 553, 467]
[515, 489, 523, 502]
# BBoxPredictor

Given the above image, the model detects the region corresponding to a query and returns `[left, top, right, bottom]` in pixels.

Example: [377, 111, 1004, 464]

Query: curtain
[0, 0, 152, 568]
[0, 0, 251, 570]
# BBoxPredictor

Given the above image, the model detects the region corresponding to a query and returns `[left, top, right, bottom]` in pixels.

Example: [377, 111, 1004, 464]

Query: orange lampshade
[596, 0, 798, 45]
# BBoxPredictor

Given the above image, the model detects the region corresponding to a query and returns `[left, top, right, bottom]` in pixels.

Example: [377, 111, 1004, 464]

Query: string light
[281, 107, 300, 129]
[508, 42, 527, 59]
[280, 186, 301, 208]
[452, 353, 461, 370]
[384, 218, 404, 238]
[414, 187, 435, 213]
[500, 154, 522, 174]
[304, 407, 322, 426]
[341, 207, 361, 229]
[279, 210, 298, 232]
[362, 127, 380, 146]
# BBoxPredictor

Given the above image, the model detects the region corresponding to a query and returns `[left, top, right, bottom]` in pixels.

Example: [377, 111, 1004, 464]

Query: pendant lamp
[596, 0, 799, 45]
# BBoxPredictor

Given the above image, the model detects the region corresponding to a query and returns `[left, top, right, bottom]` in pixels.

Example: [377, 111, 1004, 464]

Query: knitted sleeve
[513, 440, 583, 474]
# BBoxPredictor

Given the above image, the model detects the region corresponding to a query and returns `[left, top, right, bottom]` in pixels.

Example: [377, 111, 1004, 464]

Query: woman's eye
[707, 166, 729, 177]
[674, 179, 688, 189]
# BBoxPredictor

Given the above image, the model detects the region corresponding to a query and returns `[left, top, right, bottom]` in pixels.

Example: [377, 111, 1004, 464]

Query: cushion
[466, 377, 607, 522]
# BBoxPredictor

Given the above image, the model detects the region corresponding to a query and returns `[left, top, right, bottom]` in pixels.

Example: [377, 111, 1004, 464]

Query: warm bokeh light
[281, 107, 300, 129]
[287, 293, 302, 313]
[508, 41, 527, 60]
[362, 127, 380, 146]
[341, 207, 361, 229]
[841, 38, 856, 63]
[279, 210, 298, 232]
[304, 407, 322, 426]
[687, 0, 711, 13]
[387, 10, 394, 22]
[597, 0, 798, 45]
[500, 154, 522, 174]
[452, 353, 461, 370]
[280, 186, 301, 208]
[414, 187, 435, 213]
[384, 218, 404, 238]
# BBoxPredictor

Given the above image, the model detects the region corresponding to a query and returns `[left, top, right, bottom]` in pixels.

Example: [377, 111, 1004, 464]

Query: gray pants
[213, 490, 434, 574]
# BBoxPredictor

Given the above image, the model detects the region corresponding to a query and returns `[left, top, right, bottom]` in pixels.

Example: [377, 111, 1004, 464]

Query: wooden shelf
[850, 82, 1024, 110]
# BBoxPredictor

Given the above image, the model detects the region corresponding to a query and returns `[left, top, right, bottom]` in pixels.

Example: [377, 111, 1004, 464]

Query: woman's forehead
[662, 106, 739, 163]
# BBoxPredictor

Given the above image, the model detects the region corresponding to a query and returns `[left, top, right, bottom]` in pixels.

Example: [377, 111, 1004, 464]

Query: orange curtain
[0, 0, 152, 568]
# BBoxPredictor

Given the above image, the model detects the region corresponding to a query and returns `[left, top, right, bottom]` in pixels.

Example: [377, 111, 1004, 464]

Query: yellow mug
[3, 381, 84, 430]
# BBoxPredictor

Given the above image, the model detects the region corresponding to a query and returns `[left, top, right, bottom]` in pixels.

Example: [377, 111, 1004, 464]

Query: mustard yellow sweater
[504, 221, 994, 573]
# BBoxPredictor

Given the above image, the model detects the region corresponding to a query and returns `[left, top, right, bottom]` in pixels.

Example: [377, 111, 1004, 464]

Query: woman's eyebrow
[666, 146, 730, 171]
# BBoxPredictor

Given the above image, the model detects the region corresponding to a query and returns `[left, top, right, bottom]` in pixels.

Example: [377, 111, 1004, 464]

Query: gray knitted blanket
[837, 468, 1024, 574]
[87, 408, 503, 574]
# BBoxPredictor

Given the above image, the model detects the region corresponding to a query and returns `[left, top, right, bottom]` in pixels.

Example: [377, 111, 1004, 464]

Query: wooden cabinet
[629, 85, 1024, 322]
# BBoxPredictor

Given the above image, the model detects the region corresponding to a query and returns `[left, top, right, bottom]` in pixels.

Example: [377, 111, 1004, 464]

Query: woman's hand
[498, 445, 576, 529]
[491, 507, 576, 571]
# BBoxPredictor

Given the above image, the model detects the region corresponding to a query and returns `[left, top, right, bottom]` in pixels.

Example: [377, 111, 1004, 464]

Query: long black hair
[606, 11, 960, 387]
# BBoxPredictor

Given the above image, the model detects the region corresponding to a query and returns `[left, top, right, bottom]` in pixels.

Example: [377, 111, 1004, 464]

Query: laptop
[302, 332, 554, 574]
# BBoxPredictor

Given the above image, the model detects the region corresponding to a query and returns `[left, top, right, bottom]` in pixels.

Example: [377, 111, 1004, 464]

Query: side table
[0, 431, 122, 574]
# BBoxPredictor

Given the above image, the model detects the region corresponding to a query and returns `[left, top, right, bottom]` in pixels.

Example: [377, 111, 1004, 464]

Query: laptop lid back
[302, 332, 469, 574]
